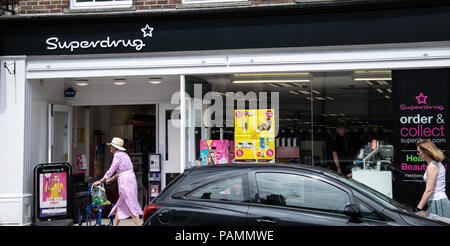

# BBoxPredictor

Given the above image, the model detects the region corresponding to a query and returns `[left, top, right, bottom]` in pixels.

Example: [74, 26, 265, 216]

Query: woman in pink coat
[93, 137, 143, 226]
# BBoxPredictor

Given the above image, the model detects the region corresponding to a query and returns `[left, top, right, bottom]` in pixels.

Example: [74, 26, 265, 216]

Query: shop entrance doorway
[71, 104, 156, 209]
[48, 104, 72, 163]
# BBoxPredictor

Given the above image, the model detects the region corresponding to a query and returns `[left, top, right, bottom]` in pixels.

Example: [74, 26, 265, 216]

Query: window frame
[250, 170, 356, 215]
[185, 174, 250, 204]
[70, 0, 132, 10]
[182, 0, 247, 4]
[354, 198, 389, 223]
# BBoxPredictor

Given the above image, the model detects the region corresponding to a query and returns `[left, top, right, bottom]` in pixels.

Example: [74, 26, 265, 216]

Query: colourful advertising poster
[234, 109, 276, 162]
[393, 69, 449, 207]
[200, 140, 234, 165]
[39, 172, 68, 217]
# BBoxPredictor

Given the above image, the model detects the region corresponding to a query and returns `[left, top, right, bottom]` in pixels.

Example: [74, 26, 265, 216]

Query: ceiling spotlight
[75, 79, 89, 86]
[113, 78, 127, 86]
[149, 78, 162, 85]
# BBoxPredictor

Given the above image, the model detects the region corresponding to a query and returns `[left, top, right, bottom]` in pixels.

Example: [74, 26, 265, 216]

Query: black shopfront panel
[392, 69, 450, 207]
[2, 5, 450, 56]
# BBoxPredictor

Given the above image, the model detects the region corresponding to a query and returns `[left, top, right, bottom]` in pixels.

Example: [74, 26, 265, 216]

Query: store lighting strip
[232, 79, 311, 84]
[353, 77, 392, 81]
[233, 72, 311, 77]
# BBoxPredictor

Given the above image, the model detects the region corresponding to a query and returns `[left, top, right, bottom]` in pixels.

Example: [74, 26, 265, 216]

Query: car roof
[186, 163, 335, 177]
[189, 162, 332, 173]
[155, 163, 339, 202]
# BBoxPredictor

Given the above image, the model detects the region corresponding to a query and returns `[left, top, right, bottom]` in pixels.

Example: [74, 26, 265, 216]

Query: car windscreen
[326, 172, 412, 212]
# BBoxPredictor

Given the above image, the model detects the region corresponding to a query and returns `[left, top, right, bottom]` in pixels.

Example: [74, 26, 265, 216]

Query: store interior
[189, 70, 393, 170]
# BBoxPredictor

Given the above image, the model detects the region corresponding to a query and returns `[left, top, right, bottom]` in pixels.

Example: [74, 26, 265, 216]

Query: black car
[142, 163, 449, 226]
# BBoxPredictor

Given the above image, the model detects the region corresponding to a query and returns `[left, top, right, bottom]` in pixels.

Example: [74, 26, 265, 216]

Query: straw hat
[107, 137, 126, 151]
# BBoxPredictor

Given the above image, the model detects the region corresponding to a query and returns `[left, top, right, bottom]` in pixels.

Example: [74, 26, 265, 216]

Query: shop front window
[311, 71, 393, 177]
[184, 70, 394, 198]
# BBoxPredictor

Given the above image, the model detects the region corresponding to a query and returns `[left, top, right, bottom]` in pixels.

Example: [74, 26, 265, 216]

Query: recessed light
[113, 78, 127, 86]
[149, 78, 162, 85]
[75, 79, 89, 86]
[113, 81, 127, 86]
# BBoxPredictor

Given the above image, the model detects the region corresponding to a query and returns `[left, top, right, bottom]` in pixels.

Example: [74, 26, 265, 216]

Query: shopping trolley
[78, 183, 114, 226]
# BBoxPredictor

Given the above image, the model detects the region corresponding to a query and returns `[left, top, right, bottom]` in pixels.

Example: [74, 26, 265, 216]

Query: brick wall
[16, 0, 303, 15]
[19, 0, 70, 14]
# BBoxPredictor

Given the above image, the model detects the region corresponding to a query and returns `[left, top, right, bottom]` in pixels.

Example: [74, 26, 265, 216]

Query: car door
[164, 175, 250, 226]
[246, 170, 370, 226]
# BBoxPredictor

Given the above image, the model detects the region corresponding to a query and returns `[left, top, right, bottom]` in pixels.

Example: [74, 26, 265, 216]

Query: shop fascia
[45, 24, 154, 52]
[170, 84, 280, 136]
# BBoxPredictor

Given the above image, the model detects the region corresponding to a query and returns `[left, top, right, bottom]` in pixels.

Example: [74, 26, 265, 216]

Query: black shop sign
[392, 69, 450, 207]
[3, 5, 450, 56]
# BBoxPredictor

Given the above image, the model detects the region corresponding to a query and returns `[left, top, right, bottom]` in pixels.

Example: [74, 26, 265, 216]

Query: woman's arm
[106, 174, 118, 184]
[94, 155, 121, 186]
[417, 164, 439, 210]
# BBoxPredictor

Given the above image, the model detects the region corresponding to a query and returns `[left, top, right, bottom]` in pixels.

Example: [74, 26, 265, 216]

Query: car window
[255, 173, 350, 214]
[187, 176, 246, 202]
[356, 199, 387, 222]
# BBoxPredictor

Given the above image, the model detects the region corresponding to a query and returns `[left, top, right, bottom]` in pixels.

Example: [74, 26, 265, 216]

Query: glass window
[183, 0, 247, 4]
[188, 176, 246, 202]
[186, 70, 393, 200]
[71, 0, 132, 9]
[356, 199, 387, 221]
[255, 173, 350, 214]
[311, 71, 393, 176]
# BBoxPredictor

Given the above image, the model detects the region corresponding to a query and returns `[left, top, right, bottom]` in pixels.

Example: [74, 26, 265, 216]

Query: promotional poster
[234, 109, 276, 162]
[199, 140, 235, 165]
[393, 69, 449, 207]
[39, 172, 68, 217]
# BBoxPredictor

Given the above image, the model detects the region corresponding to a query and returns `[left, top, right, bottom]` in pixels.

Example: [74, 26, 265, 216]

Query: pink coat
[103, 150, 143, 220]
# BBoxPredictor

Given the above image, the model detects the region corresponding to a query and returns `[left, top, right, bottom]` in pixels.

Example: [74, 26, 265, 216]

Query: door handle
[256, 217, 277, 225]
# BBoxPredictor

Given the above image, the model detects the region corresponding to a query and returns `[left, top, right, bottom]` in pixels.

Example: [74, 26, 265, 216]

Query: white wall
[0, 57, 29, 225]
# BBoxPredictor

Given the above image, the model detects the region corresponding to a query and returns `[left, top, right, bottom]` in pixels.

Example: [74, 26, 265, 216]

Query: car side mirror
[344, 204, 361, 220]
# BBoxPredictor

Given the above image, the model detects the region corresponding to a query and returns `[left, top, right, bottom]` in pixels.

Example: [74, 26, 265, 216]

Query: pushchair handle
[90, 182, 105, 195]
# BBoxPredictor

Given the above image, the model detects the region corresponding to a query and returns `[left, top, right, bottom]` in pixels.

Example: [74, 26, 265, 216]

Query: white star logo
[141, 24, 154, 38]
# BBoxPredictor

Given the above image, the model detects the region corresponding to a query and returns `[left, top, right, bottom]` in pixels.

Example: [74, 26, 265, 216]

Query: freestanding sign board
[34, 162, 73, 225]
[392, 69, 449, 207]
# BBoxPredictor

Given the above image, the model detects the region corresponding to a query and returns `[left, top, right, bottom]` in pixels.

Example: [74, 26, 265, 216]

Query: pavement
[79, 218, 141, 226]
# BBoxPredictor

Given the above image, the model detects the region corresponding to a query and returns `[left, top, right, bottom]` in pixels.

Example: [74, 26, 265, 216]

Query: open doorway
[72, 104, 156, 209]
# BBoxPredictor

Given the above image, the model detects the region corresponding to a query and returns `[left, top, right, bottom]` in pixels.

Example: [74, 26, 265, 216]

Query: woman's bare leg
[131, 213, 141, 226]
[113, 214, 120, 226]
